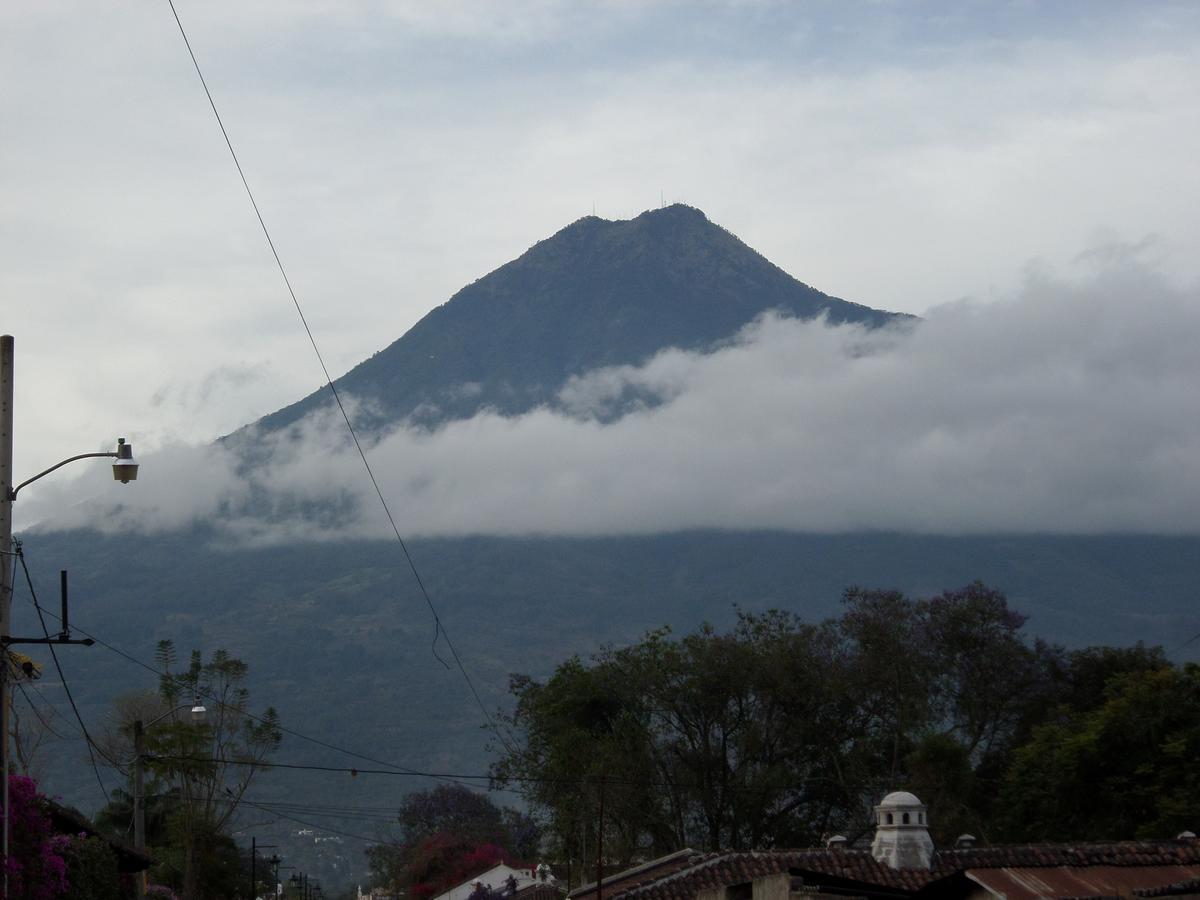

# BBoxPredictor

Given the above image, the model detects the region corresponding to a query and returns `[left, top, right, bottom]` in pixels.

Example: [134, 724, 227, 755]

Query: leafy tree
[152, 641, 282, 900]
[60, 836, 122, 900]
[398, 784, 510, 847]
[93, 641, 281, 900]
[493, 583, 1062, 858]
[3, 774, 69, 900]
[998, 663, 1200, 841]
[406, 837, 507, 899]
[94, 785, 180, 850]
[367, 784, 539, 895]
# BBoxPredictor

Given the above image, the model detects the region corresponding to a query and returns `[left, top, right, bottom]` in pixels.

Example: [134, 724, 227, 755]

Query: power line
[235, 801, 400, 825]
[15, 559, 519, 796]
[13, 681, 75, 742]
[14, 544, 118, 798]
[230, 791, 383, 845]
[162, 0, 519, 760]
[150, 753, 833, 795]
[248, 799, 403, 814]
[22, 572, 835, 803]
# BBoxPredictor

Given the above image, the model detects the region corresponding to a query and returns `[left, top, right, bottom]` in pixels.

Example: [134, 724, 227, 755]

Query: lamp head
[190, 700, 207, 723]
[112, 438, 139, 484]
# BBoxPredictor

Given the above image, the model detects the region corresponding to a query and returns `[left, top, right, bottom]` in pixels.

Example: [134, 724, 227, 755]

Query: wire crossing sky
[3, 1, 1199, 536]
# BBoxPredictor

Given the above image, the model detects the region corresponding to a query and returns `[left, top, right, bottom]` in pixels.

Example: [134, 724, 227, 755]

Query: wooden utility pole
[596, 774, 605, 900]
[1, 334, 15, 899]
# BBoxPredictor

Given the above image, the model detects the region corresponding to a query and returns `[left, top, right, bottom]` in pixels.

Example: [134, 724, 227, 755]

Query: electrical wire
[14, 680, 75, 742]
[236, 801, 400, 824]
[161, 0, 521, 760]
[1170, 628, 1200, 655]
[14, 544, 119, 798]
[19, 570, 834, 807]
[14, 553, 836, 825]
[149, 753, 832, 795]
[20, 583, 419, 773]
[17, 569, 519, 796]
[229, 791, 383, 845]
[247, 799, 403, 814]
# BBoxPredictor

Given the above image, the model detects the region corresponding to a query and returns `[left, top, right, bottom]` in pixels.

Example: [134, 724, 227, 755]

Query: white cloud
[23, 250, 1200, 538]
[2, 2, 1199, 492]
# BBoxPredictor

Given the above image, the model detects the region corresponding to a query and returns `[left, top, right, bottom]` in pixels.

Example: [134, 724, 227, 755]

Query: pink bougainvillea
[3, 775, 70, 900]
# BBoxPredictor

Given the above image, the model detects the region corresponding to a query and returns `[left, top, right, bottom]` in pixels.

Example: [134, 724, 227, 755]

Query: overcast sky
[4, 1, 1199, 535]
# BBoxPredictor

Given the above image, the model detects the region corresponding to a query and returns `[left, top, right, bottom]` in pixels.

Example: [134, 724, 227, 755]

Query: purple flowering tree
[3, 774, 69, 900]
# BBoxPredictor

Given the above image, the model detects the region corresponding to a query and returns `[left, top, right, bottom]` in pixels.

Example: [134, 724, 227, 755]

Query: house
[568, 792, 1200, 900]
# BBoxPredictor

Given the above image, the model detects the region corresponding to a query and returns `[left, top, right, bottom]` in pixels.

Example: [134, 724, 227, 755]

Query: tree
[367, 784, 540, 896]
[406, 837, 507, 899]
[3, 774, 69, 900]
[59, 837, 122, 900]
[95, 641, 281, 900]
[155, 641, 282, 899]
[998, 663, 1200, 841]
[493, 584, 1065, 857]
[398, 784, 511, 847]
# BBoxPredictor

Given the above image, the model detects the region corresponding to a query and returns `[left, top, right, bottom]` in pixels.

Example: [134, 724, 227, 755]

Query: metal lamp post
[1, 334, 140, 895]
[133, 699, 207, 899]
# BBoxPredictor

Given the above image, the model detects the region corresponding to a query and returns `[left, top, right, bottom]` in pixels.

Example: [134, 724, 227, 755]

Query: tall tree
[492, 584, 1061, 856]
[998, 663, 1200, 841]
[95, 641, 282, 900]
[367, 784, 540, 896]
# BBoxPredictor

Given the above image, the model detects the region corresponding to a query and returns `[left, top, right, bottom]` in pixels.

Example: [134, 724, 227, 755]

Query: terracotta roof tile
[612, 841, 1200, 900]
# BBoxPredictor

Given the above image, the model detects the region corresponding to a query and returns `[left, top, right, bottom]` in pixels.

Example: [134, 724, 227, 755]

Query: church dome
[872, 791, 933, 870]
[879, 791, 922, 807]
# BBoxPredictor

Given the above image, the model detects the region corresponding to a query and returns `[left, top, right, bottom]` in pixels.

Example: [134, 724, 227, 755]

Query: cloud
[3, 0, 1199, 493]
[24, 250, 1200, 539]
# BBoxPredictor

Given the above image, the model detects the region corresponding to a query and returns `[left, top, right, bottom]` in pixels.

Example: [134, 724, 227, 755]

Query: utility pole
[596, 774, 605, 900]
[0, 334, 139, 899]
[2, 334, 16, 900]
[250, 839, 278, 900]
[134, 720, 146, 899]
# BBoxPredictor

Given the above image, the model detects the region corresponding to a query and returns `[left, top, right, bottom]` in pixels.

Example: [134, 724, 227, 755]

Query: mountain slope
[247, 205, 907, 435]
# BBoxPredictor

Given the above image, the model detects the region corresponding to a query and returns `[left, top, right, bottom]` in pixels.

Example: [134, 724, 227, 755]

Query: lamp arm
[8, 451, 119, 501]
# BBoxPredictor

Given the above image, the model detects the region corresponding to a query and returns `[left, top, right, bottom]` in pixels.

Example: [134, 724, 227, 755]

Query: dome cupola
[871, 791, 934, 870]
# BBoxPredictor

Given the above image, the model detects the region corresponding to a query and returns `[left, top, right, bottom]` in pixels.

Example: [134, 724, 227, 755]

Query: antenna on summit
[660, 189, 664, 208]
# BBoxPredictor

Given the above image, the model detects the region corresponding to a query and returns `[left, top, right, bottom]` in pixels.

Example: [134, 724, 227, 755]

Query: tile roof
[570, 849, 704, 900]
[1135, 877, 1200, 897]
[955, 865, 1200, 900]
[609, 841, 1200, 900]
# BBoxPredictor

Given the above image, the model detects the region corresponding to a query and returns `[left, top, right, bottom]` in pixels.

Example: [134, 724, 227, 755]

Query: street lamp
[1, 334, 141, 895]
[133, 700, 208, 900]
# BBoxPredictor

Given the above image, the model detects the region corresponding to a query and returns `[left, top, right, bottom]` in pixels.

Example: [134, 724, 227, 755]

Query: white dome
[873, 791, 933, 870]
[879, 791, 923, 808]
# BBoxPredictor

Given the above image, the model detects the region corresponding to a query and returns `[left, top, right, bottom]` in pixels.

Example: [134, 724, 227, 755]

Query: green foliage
[998, 664, 1200, 841]
[60, 837, 122, 900]
[492, 583, 1137, 861]
[4, 774, 69, 900]
[367, 784, 539, 895]
[27, 523, 1200, 848]
[92, 642, 281, 900]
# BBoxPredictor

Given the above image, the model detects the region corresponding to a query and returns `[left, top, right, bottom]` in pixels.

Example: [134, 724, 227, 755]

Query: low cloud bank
[25, 253, 1200, 540]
